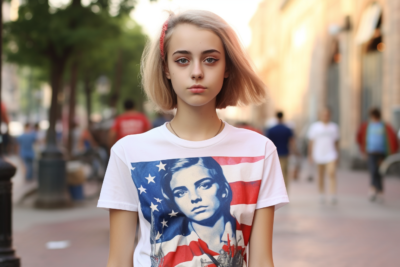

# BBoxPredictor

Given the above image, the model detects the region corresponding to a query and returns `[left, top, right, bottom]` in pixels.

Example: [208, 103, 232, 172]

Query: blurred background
[0, 0, 399, 266]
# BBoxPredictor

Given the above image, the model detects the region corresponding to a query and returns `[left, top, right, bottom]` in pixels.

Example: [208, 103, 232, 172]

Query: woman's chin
[190, 212, 213, 223]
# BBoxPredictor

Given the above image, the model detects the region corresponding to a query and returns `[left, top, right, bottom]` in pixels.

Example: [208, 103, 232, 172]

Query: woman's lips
[191, 206, 207, 212]
[189, 88, 206, 94]
[188, 85, 206, 94]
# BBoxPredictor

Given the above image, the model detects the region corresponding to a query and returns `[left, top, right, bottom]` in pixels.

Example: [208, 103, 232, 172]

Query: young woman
[98, 10, 289, 267]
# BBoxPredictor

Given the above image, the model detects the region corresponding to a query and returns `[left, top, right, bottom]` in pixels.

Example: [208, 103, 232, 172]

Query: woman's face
[165, 23, 229, 109]
[170, 164, 221, 223]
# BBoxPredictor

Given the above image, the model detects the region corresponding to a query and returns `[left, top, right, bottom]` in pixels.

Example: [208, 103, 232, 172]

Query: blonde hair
[141, 10, 266, 111]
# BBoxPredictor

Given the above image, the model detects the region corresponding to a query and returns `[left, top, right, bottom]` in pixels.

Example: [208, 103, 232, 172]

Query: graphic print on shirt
[130, 156, 265, 267]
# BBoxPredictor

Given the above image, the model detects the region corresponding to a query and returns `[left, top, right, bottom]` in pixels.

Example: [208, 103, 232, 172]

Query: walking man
[16, 123, 37, 182]
[307, 108, 339, 204]
[356, 108, 398, 202]
[109, 99, 151, 148]
[266, 111, 294, 193]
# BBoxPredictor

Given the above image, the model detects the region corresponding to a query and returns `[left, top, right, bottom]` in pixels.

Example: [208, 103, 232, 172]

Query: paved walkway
[274, 169, 400, 267]
[10, 163, 400, 267]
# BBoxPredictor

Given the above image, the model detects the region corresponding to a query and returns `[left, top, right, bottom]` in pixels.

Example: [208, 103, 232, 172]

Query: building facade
[249, 0, 400, 166]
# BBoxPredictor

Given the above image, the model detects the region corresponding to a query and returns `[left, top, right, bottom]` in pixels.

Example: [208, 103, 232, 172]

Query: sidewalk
[274, 168, 400, 267]
[10, 165, 400, 266]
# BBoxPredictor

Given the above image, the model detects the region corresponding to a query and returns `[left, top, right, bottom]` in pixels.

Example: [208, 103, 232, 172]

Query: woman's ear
[222, 187, 229, 199]
[224, 68, 229, 79]
[164, 62, 171, 80]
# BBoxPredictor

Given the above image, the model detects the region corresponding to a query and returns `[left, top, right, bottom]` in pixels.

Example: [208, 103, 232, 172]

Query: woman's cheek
[202, 184, 219, 200]
[175, 196, 188, 213]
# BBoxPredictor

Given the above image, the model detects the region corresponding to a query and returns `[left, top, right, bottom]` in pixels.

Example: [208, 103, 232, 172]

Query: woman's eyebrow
[172, 49, 221, 56]
[202, 49, 221, 55]
[172, 50, 191, 55]
[172, 186, 187, 192]
[194, 177, 213, 187]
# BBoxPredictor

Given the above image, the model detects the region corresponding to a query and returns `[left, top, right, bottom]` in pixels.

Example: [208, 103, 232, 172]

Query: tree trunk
[84, 73, 92, 128]
[67, 59, 79, 157]
[44, 58, 66, 157]
[110, 50, 123, 112]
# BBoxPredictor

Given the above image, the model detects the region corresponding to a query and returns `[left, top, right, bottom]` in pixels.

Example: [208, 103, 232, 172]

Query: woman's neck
[169, 99, 223, 141]
[190, 216, 226, 251]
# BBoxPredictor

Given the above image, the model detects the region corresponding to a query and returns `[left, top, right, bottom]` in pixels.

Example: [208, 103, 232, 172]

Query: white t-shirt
[98, 122, 289, 267]
[307, 121, 339, 164]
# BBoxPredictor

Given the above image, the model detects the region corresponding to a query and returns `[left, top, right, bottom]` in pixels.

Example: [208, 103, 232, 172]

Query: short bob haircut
[141, 10, 267, 111]
[161, 157, 233, 218]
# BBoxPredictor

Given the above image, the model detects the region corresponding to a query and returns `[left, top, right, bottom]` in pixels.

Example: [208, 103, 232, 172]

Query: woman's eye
[199, 182, 212, 190]
[176, 58, 189, 64]
[173, 190, 186, 198]
[204, 58, 218, 64]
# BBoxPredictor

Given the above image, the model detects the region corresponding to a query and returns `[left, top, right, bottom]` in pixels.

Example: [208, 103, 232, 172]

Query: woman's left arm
[248, 206, 275, 267]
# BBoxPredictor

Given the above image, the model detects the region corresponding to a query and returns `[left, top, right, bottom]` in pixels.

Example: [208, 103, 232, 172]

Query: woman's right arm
[107, 209, 138, 267]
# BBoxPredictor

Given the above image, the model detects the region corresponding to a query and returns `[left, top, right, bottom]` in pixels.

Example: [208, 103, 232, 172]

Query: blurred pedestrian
[307, 108, 339, 204]
[108, 99, 151, 148]
[16, 123, 37, 182]
[33, 123, 46, 154]
[356, 108, 398, 202]
[266, 111, 294, 192]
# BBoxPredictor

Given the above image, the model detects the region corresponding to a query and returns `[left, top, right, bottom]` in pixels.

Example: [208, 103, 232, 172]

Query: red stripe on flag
[212, 156, 264, 165]
[162, 240, 218, 267]
[230, 181, 261, 205]
[236, 222, 253, 246]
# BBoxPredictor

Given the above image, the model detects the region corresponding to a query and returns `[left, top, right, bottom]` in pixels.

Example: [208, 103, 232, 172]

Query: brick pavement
[11, 168, 400, 267]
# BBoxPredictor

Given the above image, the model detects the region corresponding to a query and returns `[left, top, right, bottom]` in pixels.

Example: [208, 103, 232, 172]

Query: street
[11, 166, 400, 267]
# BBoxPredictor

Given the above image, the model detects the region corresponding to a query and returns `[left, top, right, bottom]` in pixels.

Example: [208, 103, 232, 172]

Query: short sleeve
[97, 143, 139, 211]
[307, 124, 315, 140]
[256, 148, 289, 210]
[288, 128, 294, 138]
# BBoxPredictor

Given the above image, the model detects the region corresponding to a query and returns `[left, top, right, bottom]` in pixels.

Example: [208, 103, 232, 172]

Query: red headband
[160, 19, 169, 59]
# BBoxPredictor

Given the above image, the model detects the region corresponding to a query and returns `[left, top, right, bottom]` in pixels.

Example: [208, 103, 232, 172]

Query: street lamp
[0, 0, 21, 265]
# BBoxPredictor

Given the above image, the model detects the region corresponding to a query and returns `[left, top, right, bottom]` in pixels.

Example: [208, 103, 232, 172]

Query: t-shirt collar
[160, 121, 230, 149]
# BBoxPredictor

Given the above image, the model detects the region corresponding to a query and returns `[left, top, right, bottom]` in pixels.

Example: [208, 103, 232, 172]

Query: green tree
[4, 0, 152, 156]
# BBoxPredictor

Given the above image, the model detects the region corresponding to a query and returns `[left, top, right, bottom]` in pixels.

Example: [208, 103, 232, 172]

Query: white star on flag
[150, 202, 159, 212]
[161, 219, 168, 228]
[145, 174, 155, 184]
[156, 161, 166, 171]
[155, 231, 162, 240]
[138, 185, 146, 194]
[154, 198, 162, 203]
[131, 167, 135, 171]
[169, 210, 178, 217]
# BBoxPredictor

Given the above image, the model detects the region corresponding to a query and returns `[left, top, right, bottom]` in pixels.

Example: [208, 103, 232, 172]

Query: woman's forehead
[171, 164, 212, 188]
[168, 24, 224, 55]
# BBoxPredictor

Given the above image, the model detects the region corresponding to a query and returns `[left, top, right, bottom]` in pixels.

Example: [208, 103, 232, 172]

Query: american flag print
[130, 156, 265, 267]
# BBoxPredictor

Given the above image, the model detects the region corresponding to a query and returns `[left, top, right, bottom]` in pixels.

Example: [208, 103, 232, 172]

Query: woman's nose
[191, 60, 203, 80]
[190, 190, 202, 204]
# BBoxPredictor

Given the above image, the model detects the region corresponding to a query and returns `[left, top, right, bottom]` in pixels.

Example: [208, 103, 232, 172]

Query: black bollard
[0, 157, 20, 266]
[35, 144, 70, 209]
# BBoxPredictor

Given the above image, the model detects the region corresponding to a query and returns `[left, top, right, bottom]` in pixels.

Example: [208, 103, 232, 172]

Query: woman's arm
[249, 206, 275, 267]
[107, 209, 138, 267]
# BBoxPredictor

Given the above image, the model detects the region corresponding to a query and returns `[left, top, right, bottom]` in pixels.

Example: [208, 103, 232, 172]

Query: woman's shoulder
[112, 126, 164, 152]
[226, 124, 276, 155]
[228, 124, 268, 140]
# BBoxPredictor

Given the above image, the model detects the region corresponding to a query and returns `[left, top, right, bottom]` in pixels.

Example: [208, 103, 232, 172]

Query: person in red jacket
[108, 99, 151, 148]
[356, 108, 399, 202]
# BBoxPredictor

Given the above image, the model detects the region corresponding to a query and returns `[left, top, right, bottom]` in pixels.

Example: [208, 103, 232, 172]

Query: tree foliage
[3, 0, 150, 151]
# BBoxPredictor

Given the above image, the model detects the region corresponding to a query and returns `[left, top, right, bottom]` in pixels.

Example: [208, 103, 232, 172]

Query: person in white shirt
[307, 108, 340, 204]
[98, 10, 288, 267]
